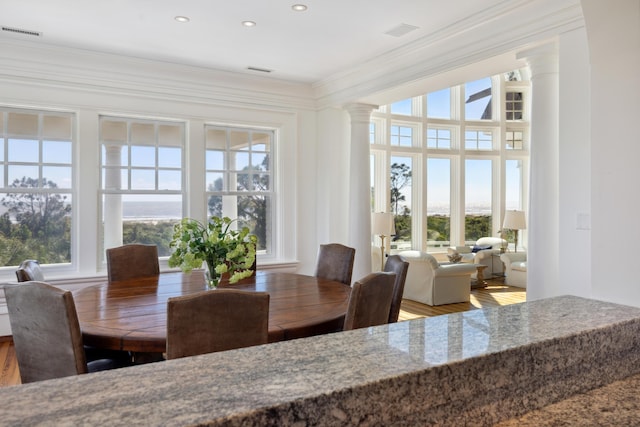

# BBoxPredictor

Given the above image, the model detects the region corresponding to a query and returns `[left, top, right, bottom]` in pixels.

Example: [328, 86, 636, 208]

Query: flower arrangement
[168, 216, 257, 288]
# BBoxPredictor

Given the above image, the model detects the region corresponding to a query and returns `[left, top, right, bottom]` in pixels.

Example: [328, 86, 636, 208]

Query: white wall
[582, 0, 640, 306]
[303, 108, 351, 275]
[558, 27, 592, 298]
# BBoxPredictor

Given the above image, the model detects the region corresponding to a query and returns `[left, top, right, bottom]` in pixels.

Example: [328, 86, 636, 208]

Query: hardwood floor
[0, 278, 525, 387]
[399, 278, 526, 321]
[0, 338, 20, 387]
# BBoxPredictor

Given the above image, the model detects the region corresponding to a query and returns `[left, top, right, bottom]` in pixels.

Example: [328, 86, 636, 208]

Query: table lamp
[371, 212, 395, 270]
[502, 210, 526, 252]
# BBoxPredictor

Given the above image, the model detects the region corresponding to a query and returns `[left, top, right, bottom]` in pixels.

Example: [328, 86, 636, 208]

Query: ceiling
[2, 0, 513, 84]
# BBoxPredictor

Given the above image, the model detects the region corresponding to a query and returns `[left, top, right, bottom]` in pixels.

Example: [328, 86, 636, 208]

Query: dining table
[73, 270, 352, 354]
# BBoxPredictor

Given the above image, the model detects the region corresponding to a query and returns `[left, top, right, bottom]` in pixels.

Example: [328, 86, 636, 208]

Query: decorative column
[103, 144, 124, 250]
[516, 43, 559, 300]
[345, 103, 377, 283]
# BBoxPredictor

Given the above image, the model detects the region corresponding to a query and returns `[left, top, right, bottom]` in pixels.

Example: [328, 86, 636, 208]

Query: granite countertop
[497, 372, 640, 426]
[1, 295, 640, 426]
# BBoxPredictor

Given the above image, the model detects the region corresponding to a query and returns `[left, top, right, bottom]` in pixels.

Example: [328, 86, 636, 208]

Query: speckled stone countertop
[2, 295, 640, 426]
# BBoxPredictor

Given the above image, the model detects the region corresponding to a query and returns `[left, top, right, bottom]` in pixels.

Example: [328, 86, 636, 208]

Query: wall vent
[2, 26, 42, 37]
[247, 66, 272, 73]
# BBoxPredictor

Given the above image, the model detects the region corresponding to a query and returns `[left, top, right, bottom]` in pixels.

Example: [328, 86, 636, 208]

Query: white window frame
[0, 107, 76, 276]
[370, 70, 530, 253]
[99, 115, 186, 267]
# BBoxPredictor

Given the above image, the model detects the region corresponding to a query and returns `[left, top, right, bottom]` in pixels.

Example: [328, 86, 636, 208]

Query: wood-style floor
[0, 278, 525, 387]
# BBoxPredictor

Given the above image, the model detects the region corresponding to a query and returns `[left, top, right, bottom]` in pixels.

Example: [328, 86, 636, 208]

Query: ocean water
[122, 201, 182, 220]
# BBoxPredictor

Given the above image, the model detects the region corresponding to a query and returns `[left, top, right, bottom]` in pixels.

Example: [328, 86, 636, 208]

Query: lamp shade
[371, 212, 395, 236]
[502, 210, 526, 230]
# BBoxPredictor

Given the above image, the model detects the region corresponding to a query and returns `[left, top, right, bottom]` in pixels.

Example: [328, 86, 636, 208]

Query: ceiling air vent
[384, 23, 419, 38]
[247, 66, 272, 73]
[2, 26, 42, 37]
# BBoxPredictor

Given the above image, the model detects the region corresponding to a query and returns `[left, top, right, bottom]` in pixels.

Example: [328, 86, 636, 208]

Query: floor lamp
[371, 212, 395, 270]
[502, 210, 526, 252]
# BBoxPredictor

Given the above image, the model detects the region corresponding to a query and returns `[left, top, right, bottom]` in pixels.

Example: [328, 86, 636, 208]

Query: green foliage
[0, 177, 71, 266]
[427, 214, 492, 244]
[207, 154, 269, 251]
[465, 215, 492, 242]
[427, 215, 450, 241]
[393, 213, 412, 242]
[123, 221, 176, 256]
[168, 216, 257, 285]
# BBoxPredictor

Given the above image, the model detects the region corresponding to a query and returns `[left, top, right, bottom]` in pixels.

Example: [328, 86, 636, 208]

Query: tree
[0, 177, 72, 265]
[207, 155, 269, 251]
[390, 163, 412, 242]
[390, 163, 411, 216]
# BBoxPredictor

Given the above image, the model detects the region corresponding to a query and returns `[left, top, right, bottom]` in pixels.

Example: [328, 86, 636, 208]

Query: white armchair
[500, 252, 527, 288]
[398, 250, 477, 306]
[447, 237, 506, 278]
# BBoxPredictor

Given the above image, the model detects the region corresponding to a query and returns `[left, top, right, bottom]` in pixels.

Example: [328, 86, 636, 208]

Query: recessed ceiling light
[291, 4, 308, 11]
[242, 21, 256, 27]
[174, 16, 190, 23]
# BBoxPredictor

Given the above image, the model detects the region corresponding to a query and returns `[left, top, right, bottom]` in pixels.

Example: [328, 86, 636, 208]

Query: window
[505, 130, 524, 150]
[390, 156, 412, 251]
[371, 70, 530, 254]
[426, 128, 452, 149]
[100, 116, 184, 258]
[427, 158, 451, 250]
[465, 77, 493, 120]
[0, 108, 74, 267]
[390, 125, 414, 146]
[391, 98, 413, 116]
[427, 88, 451, 119]
[465, 130, 493, 150]
[465, 159, 493, 242]
[506, 92, 524, 120]
[205, 126, 274, 255]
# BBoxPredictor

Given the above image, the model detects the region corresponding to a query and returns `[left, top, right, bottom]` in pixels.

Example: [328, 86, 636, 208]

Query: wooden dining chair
[343, 272, 396, 331]
[384, 255, 410, 323]
[15, 259, 45, 282]
[314, 243, 356, 286]
[106, 243, 159, 282]
[14, 260, 132, 364]
[166, 289, 270, 360]
[5, 281, 126, 383]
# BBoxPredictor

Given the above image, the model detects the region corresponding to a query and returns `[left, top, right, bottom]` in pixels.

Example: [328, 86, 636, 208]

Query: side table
[471, 264, 488, 288]
[491, 253, 506, 278]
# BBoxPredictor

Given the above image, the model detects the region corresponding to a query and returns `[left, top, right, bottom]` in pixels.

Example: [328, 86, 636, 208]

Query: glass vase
[205, 261, 221, 289]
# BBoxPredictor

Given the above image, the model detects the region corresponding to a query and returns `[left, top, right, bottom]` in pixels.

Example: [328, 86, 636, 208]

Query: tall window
[205, 126, 273, 255]
[390, 156, 412, 250]
[100, 116, 184, 258]
[0, 108, 74, 267]
[465, 159, 493, 242]
[427, 158, 451, 249]
[371, 71, 530, 253]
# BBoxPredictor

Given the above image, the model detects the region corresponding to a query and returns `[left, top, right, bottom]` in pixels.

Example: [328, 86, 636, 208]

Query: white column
[103, 144, 123, 250]
[345, 103, 377, 283]
[517, 43, 559, 300]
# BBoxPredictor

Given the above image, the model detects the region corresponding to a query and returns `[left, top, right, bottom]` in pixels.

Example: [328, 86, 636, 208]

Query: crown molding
[0, 39, 317, 112]
[0, 1, 584, 112]
[313, 1, 584, 108]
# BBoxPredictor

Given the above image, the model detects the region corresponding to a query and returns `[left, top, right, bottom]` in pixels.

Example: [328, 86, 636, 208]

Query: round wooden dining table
[73, 271, 352, 354]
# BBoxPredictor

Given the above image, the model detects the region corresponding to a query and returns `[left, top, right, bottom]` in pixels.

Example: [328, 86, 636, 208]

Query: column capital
[344, 103, 378, 124]
[517, 42, 559, 78]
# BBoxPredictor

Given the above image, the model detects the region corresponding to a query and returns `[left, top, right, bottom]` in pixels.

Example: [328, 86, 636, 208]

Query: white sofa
[448, 237, 507, 278]
[500, 252, 527, 288]
[398, 250, 477, 306]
